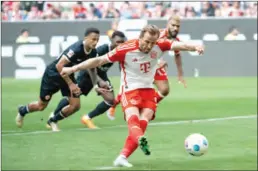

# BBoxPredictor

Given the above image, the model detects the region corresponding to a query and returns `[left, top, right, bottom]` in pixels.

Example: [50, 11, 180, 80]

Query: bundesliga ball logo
[184, 133, 209, 157]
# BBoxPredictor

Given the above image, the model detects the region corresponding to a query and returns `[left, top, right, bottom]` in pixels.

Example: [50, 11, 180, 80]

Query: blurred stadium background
[1, 1, 257, 170]
[1, 1, 257, 20]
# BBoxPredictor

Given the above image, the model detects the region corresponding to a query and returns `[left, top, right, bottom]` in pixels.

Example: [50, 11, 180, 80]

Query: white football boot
[15, 113, 24, 128]
[113, 155, 133, 167]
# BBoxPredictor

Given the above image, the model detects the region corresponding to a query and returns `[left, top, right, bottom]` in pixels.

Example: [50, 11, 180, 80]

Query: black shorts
[40, 67, 76, 102]
[77, 70, 112, 96]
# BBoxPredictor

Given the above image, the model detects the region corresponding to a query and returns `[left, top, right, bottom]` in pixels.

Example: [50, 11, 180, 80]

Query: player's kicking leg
[113, 107, 149, 167]
[113, 89, 156, 167]
[113, 108, 154, 167]
[154, 67, 170, 103]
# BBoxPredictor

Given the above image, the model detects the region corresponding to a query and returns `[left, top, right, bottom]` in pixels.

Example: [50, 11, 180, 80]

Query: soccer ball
[184, 133, 208, 156]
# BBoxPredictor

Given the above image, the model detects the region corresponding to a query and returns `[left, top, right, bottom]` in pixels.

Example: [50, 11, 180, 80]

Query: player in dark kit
[81, 31, 126, 128]
[50, 31, 127, 129]
[16, 28, 100, 132]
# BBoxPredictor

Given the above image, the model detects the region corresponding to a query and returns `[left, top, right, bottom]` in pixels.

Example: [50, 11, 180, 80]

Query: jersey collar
[83, 41, 92, 55]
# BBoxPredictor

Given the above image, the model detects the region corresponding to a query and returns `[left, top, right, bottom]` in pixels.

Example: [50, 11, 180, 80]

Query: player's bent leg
[81, 115, 98, 129]
[137, 108, 154, 155]
[53, 97, 69, 116]
[140, 108, 154, 133]
[46, 97, 69, 129]
[118, 108, 154, 158]
[114, 107, 140, 167]
[91, 90, 115, 120]
[118, 108, 150, 158]
[81, 99, 112, 129]
[114, 89, 155, 167]
[16, 98, 49, 128]
[118, 109, 153, 159]
[125, 107, 150, 155]
[154, 80, 170, 103]
[48, 97, 80, 131]
[82, 100, 113, 129]
[62, 96, 81, 116]
[81, 87, 115, 128]
[100, 90, 116, 120]
[136, 88, 157, 155]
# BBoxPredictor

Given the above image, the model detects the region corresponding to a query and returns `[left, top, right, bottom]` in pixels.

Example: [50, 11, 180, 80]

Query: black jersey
[47, 40, 98, 77]
[96, 44, 114, 74]
[76, 44, 115, 96]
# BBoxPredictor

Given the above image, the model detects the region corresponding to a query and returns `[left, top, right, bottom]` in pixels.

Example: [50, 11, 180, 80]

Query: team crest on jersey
[67, 49, 75, 58]
[150, 51, 157, 59]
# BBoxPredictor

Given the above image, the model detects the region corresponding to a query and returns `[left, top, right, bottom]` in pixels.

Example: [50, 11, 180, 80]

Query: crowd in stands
[2, 1, 257, 21]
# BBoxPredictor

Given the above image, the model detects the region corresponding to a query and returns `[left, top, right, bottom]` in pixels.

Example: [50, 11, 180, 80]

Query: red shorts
[154, 67, 168, 81]
[121, 88, 157, 120]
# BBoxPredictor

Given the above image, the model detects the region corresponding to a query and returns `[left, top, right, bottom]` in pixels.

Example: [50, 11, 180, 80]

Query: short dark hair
[229, 26, 237, 32]
[111, 31, 126, 39]
[21, 29, 29, 34]
[84, 27, 100, 37]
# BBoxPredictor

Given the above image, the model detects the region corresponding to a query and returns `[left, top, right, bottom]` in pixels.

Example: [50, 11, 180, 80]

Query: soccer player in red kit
[61, 25, 204, 167]
[107, 15, 186, 119]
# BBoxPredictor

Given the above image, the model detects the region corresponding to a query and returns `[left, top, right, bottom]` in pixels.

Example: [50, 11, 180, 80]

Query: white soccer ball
[184, 133, 209, 156]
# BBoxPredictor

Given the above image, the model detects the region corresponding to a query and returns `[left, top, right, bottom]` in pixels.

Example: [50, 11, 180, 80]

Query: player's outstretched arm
[61, 56, 110, 77]
[171, 41, 204, 55]
[174, 53, 187, 88]
[174, 53, 183, 75]
[57, 55, 82, 96]
[56, 55, 75, 85]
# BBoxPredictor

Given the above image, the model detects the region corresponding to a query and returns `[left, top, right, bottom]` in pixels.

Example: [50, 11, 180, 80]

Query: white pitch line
[95, 166, 118, 170]
[149, 114, 257, 125]
[2, 130, 54, 136]
[2, 114, 257, 137]
[2, 130, 21, 133]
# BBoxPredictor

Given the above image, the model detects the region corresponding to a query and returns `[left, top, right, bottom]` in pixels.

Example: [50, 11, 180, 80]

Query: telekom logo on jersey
[139, 51, 157, 73]
[140, 62, 151, 73]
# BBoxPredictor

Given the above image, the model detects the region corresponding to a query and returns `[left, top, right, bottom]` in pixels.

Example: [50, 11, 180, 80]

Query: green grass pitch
[2, 77, 257, 170]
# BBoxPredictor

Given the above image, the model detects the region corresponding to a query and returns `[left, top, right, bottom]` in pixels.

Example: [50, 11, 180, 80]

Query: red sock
[140, 119, 148, 133]
[120, 118, 149, 158]
[127, 115, 143, 143]
[156, 91, 165, 103]
[120, 136, 138, 158]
